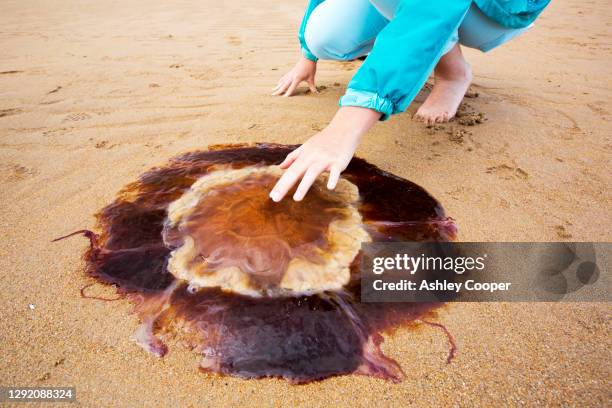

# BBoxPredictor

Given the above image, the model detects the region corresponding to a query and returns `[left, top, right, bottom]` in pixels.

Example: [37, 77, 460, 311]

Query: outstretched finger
[293, 163, 326, 201]
[274, 74, 288, 89]
[269, 160, 308, 202]
[279, 146, 303, 169]
[283, 78, 299, 97]
[272, 79, 291, 96]
[273, 73, 291, 91]
[327, 165, 341, 190]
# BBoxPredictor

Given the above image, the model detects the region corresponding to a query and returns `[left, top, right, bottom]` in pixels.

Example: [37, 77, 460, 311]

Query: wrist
[300, 54, 317, 67]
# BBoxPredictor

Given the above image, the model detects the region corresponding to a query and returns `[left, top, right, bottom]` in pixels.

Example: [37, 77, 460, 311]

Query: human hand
[272, 55, 317, 97]
[269, 107, 381, 202]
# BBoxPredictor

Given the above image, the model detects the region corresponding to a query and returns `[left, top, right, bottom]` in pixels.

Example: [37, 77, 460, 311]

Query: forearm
[327, 107, 381, 141]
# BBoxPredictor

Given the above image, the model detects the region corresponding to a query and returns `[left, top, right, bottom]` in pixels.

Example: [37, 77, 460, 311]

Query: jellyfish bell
[163, 165, 371, 297]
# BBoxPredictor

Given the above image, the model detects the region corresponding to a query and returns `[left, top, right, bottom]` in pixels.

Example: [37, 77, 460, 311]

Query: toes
[415, 108, 452, 125]
[414, 113, 427, 124]
[415, 109, 457, 125]
[434, 112, 452, 123]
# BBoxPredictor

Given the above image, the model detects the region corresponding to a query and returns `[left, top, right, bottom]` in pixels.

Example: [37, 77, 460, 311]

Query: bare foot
[415, 44, 473, 124]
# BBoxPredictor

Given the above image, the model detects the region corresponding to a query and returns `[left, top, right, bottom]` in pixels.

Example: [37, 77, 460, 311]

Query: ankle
[436, 59, 472, 82]
[434, 45, 472, 79]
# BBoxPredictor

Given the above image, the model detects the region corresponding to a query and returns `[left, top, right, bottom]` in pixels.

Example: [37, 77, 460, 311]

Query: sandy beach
[1, 0, 610, 406]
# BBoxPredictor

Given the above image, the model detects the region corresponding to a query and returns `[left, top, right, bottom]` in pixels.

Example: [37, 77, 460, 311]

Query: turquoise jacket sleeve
[298, 0, 324, 62]
[340, 0, 472, 120]
[474, 0, 550, 28]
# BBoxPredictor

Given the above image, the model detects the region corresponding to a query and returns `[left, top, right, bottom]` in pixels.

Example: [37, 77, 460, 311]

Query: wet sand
[0, 0, 610, 406]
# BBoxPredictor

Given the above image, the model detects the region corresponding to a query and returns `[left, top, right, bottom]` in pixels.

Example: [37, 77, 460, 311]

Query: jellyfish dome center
[164, 166, 370, 297]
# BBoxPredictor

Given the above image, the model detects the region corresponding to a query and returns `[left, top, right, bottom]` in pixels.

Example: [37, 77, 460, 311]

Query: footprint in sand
[554, 109, 583, 136]
[586, 101, 609, 119]
[189, 68, 222, 81]
[2, 164, 38, 182]
[486, 164, 529, 181]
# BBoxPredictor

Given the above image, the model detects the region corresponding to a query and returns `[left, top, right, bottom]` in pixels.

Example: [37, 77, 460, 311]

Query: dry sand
[0, 0, 610, 406]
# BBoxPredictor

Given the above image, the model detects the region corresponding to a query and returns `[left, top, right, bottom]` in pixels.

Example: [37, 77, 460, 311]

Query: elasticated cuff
[339, 89, 396, 121]
[301, 47, 318, 62]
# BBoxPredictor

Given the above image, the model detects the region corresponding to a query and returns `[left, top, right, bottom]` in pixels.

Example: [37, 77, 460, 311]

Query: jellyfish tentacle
[52, 229, 100, 250]
[421, 319, 457, 364]
[356, 334, 405, 382]
[80, 282, 122, 302]
[131, 280, 179, 357]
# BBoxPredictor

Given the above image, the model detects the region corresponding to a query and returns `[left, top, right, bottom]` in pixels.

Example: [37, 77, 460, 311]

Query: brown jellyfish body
[164, 166, 370, 296]
[59, 143, 457, 383]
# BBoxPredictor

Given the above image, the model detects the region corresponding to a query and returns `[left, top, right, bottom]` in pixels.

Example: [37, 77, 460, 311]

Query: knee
[304, 14, 354, 60]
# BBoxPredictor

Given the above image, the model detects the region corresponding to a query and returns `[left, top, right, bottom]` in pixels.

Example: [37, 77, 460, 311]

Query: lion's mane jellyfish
[58, 143, 457, 383]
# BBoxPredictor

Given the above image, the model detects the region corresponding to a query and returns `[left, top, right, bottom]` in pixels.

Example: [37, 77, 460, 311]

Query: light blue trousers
[304, 0, 531, 61]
